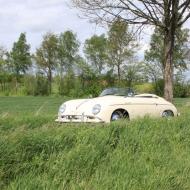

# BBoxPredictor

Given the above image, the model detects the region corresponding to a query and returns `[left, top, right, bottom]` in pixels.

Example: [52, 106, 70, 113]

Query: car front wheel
[111, 110, 129, 121]
[162, 110, 174, 118]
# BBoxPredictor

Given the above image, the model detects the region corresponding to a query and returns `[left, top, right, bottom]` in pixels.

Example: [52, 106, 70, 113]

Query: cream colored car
[56, 88, 179, 123]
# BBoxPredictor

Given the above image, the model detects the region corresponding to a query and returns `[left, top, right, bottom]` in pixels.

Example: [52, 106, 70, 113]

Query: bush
[153, 79, 164, 96]
[22, 75, 36, 95]
[58, 72, 75, 96]
[134, 83, 155, 94]
[34, 73, 49, 96]
[174, 82, 190, 98]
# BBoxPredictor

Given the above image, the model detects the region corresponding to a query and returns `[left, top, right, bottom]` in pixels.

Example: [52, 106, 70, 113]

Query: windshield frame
[99, 88, 134, 97]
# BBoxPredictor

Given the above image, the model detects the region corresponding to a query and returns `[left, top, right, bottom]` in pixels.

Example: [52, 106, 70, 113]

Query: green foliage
[0, 73, 12, 94]
[1, 97, 190, 189]
[84, 34, 108, 75]
[104, 69, 115, 87]
[174, 82, 190, 98]
[124, 61, 144, 87]
[144, 27, 190, 81]
[9, 33, 31, 76]
[58, 30, 80, 72]
[4, 74, 50, 96]
[0, 28, 189, 98]
[0, 46, 8, 73]
[57, 31, 80, 95]
[134, 83, 154, 94]
[174, 73, 190, 98]
[22, 75, 36, 95]
[83, 80, 102, 97]
[108, 18, 137, 81]
[153, 79, 164, 96]
[34, 73, 49, 96]
[58, 71, 75, 96]
[35, 32, 58, 93]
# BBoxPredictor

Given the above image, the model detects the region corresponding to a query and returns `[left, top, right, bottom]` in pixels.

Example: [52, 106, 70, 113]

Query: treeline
[0, 19, 190, 97]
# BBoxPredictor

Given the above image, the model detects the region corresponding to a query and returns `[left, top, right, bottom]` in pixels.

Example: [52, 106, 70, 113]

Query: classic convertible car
[56, 88, 179, 123]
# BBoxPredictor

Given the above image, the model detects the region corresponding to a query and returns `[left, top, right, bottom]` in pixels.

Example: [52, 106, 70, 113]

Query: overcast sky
[0, 0, 106, 52]
[0, 0, 153, 57]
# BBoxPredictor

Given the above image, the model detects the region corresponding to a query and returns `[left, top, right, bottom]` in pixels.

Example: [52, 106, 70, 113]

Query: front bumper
[55, 114, 104, 123]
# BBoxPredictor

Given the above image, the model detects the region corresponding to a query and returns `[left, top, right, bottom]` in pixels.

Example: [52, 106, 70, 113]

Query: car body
[55, 88, 179, 123]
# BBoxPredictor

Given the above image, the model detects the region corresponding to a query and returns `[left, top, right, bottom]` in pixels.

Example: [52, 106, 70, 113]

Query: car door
[130, 97, 158, 118]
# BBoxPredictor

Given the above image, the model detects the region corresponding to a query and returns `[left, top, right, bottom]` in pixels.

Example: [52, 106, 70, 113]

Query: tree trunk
[48, 68, 52, 94]
[117, 64, 121, 84]
[163, 29, 174, 102]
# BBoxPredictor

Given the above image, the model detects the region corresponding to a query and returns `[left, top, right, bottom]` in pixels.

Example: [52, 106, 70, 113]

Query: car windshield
[99, 88, 134, 97]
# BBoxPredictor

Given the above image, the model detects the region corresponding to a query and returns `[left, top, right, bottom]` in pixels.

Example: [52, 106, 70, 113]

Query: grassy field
[1, 97, 190, 189]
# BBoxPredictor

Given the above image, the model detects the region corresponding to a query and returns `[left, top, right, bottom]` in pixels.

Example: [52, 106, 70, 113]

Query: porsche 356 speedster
[56, 88, 179, 123]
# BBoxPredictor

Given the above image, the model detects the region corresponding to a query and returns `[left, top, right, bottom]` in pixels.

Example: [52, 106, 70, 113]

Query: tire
[162, 110, 174, 118]
[111, 110, 128, 121]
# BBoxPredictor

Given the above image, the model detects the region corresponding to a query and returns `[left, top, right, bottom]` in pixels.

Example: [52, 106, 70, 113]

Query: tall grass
[1, 97, 190, 189]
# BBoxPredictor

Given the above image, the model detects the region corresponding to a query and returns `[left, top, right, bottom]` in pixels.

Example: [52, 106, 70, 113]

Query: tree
[0, 46, 9, 92]
[107, 18, 137, 83]
[0, 46, 7, 73]
[145, 27, 190, 81]
[58, 31, 79, 73]
[84, 34, 108, 75]
[10, 33, 31, 76]
[72, 0, 190, 102]
[144, 27, 190, 95]
[124, 60, 143, 87]
[35, 33, 58, 94]
[57, 31, 80, 95]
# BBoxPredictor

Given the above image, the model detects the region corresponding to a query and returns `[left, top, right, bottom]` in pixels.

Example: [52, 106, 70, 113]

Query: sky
[0, 0, 106, 52]
[0, 0, 189, 60]
[0, 0, 152, 57]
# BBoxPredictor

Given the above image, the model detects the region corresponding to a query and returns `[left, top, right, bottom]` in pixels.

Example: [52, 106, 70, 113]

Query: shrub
[34, 73, 49, 96]
[134, 83, 155, 94]
[174, 82, 190, 98]
[22, 75, 36, 95]
[153, 79, 164, 96]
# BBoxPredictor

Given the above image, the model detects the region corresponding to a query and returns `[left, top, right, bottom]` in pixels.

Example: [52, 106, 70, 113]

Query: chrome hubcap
[162, 111, 173, 118]
[111, 112, 122, 121]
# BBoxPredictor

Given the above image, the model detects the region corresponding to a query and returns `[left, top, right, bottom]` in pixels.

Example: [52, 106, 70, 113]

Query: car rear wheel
[111, 110, 129, 121]
[162, 110, 174, 118]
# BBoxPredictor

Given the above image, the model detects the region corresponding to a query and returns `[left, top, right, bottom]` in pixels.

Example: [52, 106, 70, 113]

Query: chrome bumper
[55, 115, 104, 123]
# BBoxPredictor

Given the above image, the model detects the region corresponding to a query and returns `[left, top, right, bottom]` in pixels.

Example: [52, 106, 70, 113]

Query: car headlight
[59, 104, 66, 114]
[92, 104, 101, 115]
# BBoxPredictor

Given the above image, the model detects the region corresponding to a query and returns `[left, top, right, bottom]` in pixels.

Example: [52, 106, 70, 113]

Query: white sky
[0, 0, 106, 52]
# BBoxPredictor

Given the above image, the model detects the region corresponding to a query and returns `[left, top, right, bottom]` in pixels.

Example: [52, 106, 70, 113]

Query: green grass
[1, 97, 190, 189]
[0, 96, 66, 117]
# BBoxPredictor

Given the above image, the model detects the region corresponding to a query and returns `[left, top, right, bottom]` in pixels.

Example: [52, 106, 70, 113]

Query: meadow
[1, 96, 190, 189]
